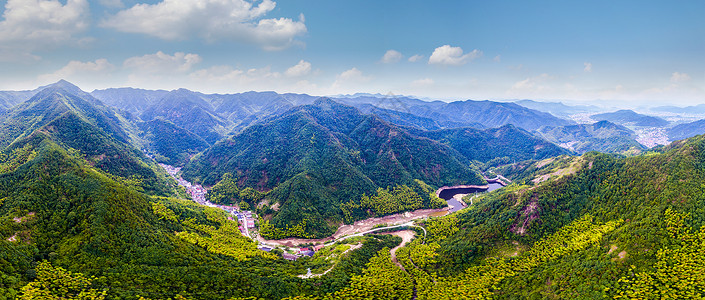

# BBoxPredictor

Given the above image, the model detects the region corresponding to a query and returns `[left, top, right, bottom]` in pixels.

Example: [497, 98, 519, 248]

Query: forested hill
[536, 120, 646, 154]
[592, 109, 670, 127]
[412, 124, 572, 162]
[0, 83, 174, 195]
[182, 99, 485, 238]
[414, 134, 705, 299]
[668, 119, 705, 141]
[0, 133, 327, 299]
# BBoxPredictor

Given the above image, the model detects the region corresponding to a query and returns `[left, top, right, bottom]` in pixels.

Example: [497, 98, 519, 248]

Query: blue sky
[0, 0, 702, 105]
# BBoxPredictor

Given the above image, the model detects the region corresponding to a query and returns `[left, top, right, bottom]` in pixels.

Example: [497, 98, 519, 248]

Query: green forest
[1, 85, 704, 299]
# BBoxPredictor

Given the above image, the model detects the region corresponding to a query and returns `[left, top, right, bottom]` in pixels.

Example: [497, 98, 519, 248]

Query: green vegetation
[183, 99, 483, 238]
[138, 118, 209, 166]
[415, 124, 572, 162]
[18, 261, 107, 300]
[537, 120, 646, 154]
[3, 84, 705, 299]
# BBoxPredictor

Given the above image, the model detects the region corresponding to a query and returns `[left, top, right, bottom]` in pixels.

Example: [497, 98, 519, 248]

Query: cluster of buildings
[234, 210, 256, 236]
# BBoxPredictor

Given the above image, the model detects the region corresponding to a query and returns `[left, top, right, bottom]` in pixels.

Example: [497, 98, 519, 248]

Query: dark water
[441, 183, 505, 213]
[439, 187, 488, 200]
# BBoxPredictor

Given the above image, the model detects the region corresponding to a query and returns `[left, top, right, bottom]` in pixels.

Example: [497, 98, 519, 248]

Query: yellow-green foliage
[414, 179, 447, 208]
[425, 216, 460, 243]
[207, 173, 240, 205]
[328, 249, 414, 300]
[19, 261, 107, 300]
[427, 215, 621, 299]
[613, 209, 705, 299]
[259, 219, 314, 240]
[0, 144, 37, 174]
[151, 201, 275, 261]
[151, 202, 178, 222]
[176, 207, 276, 261]
[396, 240, 440, 300]
[239, 187, 264, 203]
[342, 185, 424, 221]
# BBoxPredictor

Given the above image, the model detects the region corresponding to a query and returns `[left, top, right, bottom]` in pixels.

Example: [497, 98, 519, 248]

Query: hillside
[651, 104, 705, 114]
[417, 134, 705, 298]
[668, 118, 705, 141]
[138, 118, 210, 166]
[140, 89, 229, 145]
[413, 124, 571, 162]
[294, 135, 705, 300]
[537, 120, 646, 154]
[592, 109, 669, 127]
[182, 99, 484, 238]
[408, 100, 575, 131]
[91, 87, 169, 114]
[0, 133, 334, 299]
[0, 83, 175, 195]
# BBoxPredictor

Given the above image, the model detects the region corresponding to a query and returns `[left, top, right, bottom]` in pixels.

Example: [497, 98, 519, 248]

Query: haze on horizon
[0, 0, 702, 106]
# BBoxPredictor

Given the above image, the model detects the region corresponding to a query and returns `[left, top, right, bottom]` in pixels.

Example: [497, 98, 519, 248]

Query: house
[301, 250, 315, 257]
[246, 219, 255, 228]
[282, 253, 298, 261]
[258, 246, 272, 252]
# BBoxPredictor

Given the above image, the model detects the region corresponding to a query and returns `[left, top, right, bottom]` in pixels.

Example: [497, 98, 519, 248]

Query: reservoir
[439, 182, 505, 213]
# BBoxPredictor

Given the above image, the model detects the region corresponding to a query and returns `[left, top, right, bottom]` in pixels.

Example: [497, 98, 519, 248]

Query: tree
[19, 261, 107, 300]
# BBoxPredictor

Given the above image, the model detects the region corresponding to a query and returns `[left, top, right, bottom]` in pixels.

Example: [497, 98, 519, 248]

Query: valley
[0, 81, 703, 300]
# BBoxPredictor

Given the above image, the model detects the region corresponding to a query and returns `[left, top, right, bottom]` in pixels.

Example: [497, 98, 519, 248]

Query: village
[158, 163, 317, 261]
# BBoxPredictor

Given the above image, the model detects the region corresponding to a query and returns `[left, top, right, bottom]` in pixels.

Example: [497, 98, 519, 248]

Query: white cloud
[671, 72, 691, 83]
[99, 0, 124, 8]
[493, 55, 501, 62]
[408, 54, 423, 62]
[124, 51, 202, 74]
[0, 0, 90, 60]
[381, 50, 402, 63]
[584, 62, 592, 72]
[411, 78, 434, 87]
[285, 60, 312, 77]
[428, 45, 482, 66]
[102, 0, 307, 50]
[39, 59, 115, 82]
[332, 67, 371, 90]
[508, 73, 553, 95]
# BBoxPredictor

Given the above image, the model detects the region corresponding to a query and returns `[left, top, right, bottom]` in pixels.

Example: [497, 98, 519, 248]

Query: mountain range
[1, 80, 704, 299]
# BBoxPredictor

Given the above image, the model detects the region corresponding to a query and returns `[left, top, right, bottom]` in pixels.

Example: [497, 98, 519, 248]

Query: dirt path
[298, 243, 363, 279]
[258, 208, 446, 247]
[384, 230, 416, 269]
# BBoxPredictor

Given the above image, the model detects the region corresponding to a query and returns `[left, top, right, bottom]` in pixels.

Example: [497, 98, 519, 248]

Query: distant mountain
[410, 100, 575, 131]
[651, 104, 705, 114]
[91, 87, 169, 114]
[354, 103, 449, 130]
[141, 89, 229, 144]
[182, 99, 484, 237]
[412, 124, 571, 162]
[514, 100, 601, 117]
[537, 120, 646, 154]
[592, 109, 669, 127]
[668, 119, 705, 141]
[0, 90, 34, 112]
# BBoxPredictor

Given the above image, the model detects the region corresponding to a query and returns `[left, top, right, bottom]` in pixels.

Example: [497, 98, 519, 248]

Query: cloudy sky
[0, 0, 703, 105]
